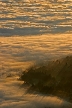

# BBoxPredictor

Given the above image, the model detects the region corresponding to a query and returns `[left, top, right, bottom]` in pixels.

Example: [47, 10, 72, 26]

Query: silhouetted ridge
[20, 56, 72, 102]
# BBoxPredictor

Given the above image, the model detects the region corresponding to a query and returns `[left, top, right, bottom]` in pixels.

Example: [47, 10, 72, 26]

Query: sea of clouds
[0, 34, 72, 108]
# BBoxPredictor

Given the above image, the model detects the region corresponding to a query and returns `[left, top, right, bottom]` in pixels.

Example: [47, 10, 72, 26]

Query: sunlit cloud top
[0, 0, 72, 36]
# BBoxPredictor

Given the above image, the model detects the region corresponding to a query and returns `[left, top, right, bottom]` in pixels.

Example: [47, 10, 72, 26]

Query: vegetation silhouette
[20, 56, 72, 102]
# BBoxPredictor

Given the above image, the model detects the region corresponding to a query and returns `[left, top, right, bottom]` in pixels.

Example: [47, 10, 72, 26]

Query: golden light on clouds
[0, 34, 72, 74]
[0, 0, 72, 34]
[0, 0, 72, 107]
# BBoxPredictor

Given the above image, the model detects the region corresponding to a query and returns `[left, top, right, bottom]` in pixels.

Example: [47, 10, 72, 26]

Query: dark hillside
[20, 56, 72, 102]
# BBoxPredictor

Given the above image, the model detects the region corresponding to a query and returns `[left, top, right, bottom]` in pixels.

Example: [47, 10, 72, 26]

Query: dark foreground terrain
[20, 56, 72, 102]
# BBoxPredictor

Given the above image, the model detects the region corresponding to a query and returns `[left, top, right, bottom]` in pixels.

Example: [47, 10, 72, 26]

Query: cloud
[0, 34, 72, 108]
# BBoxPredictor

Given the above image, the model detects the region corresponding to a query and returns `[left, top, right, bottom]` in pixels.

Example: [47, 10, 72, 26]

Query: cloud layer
[0, 34, 72, 108]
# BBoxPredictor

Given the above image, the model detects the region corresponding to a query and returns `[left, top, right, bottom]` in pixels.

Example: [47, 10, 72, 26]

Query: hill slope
[20, 56, 72, 102]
